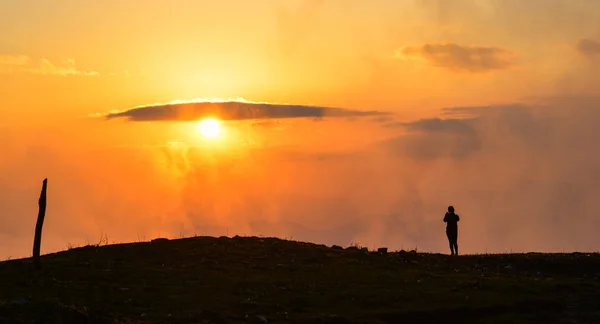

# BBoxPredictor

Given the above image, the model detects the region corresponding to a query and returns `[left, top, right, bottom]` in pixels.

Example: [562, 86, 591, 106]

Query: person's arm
[456, 214, 460, 222]
[443, 213, 448, 222]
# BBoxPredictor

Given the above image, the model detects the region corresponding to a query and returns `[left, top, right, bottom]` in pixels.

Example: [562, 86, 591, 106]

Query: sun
[197, 118, 221, 138]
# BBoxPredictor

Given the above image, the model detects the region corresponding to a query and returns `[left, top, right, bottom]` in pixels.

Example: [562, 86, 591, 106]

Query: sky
[2, 0, 600, 258]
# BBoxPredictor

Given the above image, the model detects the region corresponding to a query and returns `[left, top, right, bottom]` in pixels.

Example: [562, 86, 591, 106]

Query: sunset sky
[2, 0, 600, 258]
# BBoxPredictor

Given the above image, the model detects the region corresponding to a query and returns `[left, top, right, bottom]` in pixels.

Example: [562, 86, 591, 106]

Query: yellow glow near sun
[197, 118, 221, 138]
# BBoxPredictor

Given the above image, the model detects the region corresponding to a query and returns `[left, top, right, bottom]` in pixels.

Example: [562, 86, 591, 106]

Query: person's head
[448, 206, 454, 213]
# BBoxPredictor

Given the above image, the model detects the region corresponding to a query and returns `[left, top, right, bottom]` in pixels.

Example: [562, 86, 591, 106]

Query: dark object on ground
[150, 238, 169, 243]
[377, 247, 388, 254]
[2, 236, 600, 323]
[32, 178, 48, 270]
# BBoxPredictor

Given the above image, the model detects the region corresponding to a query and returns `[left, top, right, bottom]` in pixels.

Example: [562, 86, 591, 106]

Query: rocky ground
[1, 236, 599, 323]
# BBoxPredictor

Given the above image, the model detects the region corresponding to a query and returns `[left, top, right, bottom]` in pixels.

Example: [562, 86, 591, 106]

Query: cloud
[385, 117, 477, 135]
[383, 104, 557, 159]
[104, 99, 389, 122]
[5, 96, 600, 259]
[35, 58, 99, 76]
[362, 100, 600, 252]
[0, 55, 98, 76]
[576, 38, 600, 57]
[400, 43, 517, 73]
[380, 117, 482, 160]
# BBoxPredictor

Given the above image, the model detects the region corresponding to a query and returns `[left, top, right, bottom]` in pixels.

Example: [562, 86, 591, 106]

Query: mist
[1, 95, 600, 259]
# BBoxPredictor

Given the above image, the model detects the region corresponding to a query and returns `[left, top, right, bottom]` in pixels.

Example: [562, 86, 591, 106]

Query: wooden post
[32, 178, 48, 270]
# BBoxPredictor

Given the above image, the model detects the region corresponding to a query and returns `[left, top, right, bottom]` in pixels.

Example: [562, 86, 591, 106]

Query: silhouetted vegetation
[1, 236, 599, 323]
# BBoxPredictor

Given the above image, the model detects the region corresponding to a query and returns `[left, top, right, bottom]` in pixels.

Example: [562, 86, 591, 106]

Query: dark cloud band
[105, 101, 388, 122]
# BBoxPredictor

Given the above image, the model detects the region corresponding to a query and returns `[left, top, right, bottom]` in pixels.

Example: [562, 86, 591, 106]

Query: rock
[360, 247, 369, 252]
[346, 246, 359, 251]
[378, 247, 388, 254]
[331, 245, 344, 250]
[151, 238, 169, 243]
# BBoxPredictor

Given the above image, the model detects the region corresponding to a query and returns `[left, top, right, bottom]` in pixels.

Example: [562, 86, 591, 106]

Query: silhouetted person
[443, 206, 460, 255]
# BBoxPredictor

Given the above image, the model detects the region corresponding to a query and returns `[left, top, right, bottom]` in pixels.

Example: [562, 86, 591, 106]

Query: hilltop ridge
[0, 235, 599, 323]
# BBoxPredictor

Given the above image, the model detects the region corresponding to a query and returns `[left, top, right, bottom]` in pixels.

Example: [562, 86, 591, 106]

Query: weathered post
[32, 178, 48, 270]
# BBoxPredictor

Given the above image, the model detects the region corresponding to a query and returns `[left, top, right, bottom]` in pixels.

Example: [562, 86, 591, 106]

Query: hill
[0, 236, 599, 323]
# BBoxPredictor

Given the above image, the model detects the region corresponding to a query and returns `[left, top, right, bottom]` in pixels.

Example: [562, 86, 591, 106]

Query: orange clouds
[576, 38, 600, 57]
[4, 0, 600, 261]
[400, 43, 517, 73]
[4, 96, 600, 259]
[0, 55, 98, 76]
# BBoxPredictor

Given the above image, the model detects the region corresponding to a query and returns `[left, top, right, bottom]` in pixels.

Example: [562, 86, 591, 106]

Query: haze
[2, 0, 600, 259]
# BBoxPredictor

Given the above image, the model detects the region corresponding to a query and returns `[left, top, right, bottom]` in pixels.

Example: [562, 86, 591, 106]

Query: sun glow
[197, 118, 221, 138]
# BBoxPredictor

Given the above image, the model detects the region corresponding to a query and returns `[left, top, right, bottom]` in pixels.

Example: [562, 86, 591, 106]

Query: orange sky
[2, 0, 600, 258]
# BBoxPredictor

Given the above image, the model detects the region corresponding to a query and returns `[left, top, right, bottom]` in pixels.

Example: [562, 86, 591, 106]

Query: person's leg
[454, 230, 459, 255]
[447, 233, 454, 255]
[448, 230, 458, 255]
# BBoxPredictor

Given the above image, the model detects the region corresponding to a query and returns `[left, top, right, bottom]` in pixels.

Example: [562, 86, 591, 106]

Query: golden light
[197, 118, 221, 138]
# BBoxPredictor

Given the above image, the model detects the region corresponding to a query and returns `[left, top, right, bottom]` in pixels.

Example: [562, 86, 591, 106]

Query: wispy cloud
[0, 55, 98, 76]
[384, 117, 477, 135]
[399, 43, 517, 73]
[101, 98, 389, 122]
[380, 117, 482, 160]
[576, 38, 600, 57]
